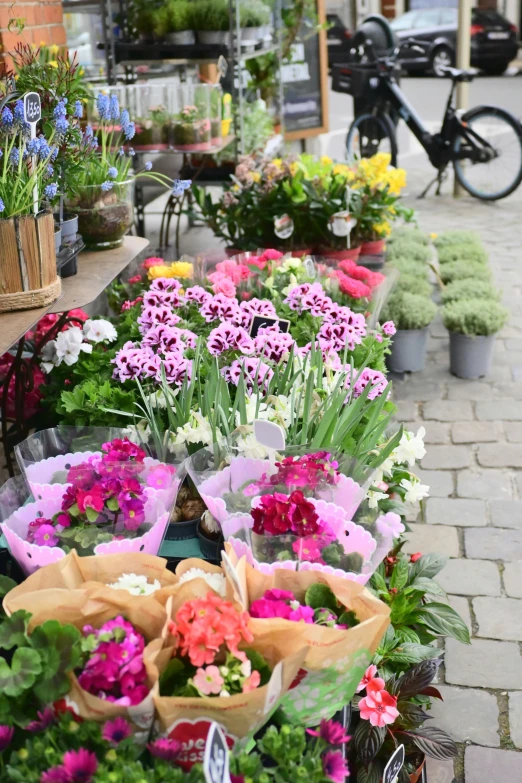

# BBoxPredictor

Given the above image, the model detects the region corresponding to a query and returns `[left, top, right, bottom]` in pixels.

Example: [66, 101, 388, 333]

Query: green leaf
[304, 584, 339, 613]
[394, 628, 421, 645]
[357, 762, 381, 783]
[338, 610, 360, 628]
[387, 643, 440, 665]
[411, 577, 447, 599]
[411, 554, 448, 581]
[0, 648, 42, 697]
[354, 720, 386, 768]
[390, 556, 409, 591]
[0, 610, 31, 649]
[395, 659, 442, 699]
[370, 570, 387, 594]
[397, 700, 433, 728]
[106, 497, 119, 512]
[0, 575, 16, 600]
[30, 621, 82, 703]
[85, 505, 99, 523]
[414, 602, 470, 644]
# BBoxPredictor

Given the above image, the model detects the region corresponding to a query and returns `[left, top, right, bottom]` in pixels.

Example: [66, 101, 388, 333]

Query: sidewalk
[396, 172, 522, 782]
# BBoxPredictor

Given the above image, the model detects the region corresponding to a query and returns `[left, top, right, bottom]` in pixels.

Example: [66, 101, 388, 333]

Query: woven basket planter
[0, 211, 61, 312]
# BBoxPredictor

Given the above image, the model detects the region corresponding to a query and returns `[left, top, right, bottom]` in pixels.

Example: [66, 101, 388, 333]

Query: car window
[472, 9, 508, 25]
[413, 10, 441, 28]
[440, 9, 458, 25]
[390, 11, 416, 31]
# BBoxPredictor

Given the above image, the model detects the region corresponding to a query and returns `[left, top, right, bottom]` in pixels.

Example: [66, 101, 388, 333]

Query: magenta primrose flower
[33, 524, 59, 547]
[0, 725, 14, 752]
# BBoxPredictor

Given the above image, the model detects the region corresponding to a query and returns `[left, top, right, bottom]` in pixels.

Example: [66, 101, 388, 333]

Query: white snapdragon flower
[394, 427, 426, 467]
[83, 318, 118, 344]
[54, 327, 93, 366]
[400, 478, 430, 504]
[178, 568, 226, 596]
[109, 573, 161, 595]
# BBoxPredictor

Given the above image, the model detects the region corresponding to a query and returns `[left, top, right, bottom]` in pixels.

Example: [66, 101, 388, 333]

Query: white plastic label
[253, 419, 286, 451]
[221, 551, 247, 608]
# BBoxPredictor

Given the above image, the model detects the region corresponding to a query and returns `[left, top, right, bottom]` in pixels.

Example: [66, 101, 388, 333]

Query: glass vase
[67, 180, 134, 251]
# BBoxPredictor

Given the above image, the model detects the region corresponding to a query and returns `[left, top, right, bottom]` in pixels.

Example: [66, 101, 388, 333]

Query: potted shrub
[441, 278, 501, 305]
[443, 298, 508, 379]
[192, 0, 230, 45]
[154, 0, 195, 44]
[382, 292, 437, 373]
[439, 259, 491, 285]
[240, 0, 271, 43]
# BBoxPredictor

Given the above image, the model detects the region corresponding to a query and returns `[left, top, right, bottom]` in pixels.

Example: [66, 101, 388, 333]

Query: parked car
[390, 7, 518, 76]
[327, 13, 353, 68]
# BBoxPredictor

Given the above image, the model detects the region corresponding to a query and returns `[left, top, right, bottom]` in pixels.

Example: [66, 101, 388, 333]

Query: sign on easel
[23, 92, 42, 216]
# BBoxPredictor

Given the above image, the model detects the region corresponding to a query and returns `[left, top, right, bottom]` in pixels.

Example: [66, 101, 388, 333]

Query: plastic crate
[332, 63, 379, 98]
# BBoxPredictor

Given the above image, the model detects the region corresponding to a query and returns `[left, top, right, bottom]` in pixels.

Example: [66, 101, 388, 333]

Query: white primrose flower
[83, 318, 118, 344]
[108, 573, 161, 595]
[178, 568, 226, 596]
[54, 327, 93, 366]
[394, 427, 426, 467]
[400, 478, 430, 504]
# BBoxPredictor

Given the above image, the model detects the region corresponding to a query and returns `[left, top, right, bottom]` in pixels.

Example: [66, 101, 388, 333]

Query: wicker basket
[0, 210, 61, 313]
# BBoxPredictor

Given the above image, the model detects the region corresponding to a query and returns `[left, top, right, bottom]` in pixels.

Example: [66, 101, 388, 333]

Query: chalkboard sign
[283, 0, 329, 140]
[249, 315, 290, 338]
[383, 744, 405, 783]
[23, 92, 41, 125]
[203, 723, 232, 783]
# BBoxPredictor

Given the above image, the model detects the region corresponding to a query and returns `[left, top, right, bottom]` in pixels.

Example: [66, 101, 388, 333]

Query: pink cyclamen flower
[193, 665, 225, 695]
[62, 748, 98, 782]
[382, 320, 396, 336]
[307, 719, 351, 745]
[0, 725, 14, 752]
[356, 664, 385, 694]
[40, 767, 70, 783]
[102, 716, 133, 745]
[148, 738, 182, 763]
[359, 682, 399, 728]
[322, 750, 350, 783]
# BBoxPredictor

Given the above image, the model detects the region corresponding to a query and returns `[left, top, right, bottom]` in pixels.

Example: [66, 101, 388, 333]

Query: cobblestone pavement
[395, 169, 522, 783]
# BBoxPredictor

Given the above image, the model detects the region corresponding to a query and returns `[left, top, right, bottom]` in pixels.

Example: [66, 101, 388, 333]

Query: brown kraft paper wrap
[227, 551, 390, 726]
[149, 581, 309, 769]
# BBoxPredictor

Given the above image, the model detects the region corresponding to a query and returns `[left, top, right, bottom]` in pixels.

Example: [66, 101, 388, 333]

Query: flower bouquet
[149, 585, 308, 766]
[187, 443, 396, 583]
[1, 432, 179, 575]
[229, 555, 390, 726]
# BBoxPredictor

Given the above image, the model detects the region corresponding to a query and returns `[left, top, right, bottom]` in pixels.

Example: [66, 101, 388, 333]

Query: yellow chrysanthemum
[271, 158, 282, 168]
[251, 171, 261, 183]
[430, 232, 438, 240]
[320, 155, 333, 166]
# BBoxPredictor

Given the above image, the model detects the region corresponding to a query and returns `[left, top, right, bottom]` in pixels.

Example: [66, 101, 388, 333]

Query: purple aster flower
[62, 748, 98, 782]
[1, 106, 13, 126]
[107, 166, 118, 178]
[307, 719, 351, 745]
[0, 725, 14, 752]
[40, 767, 70, 783]
[147, 738, 182, 763]
[171, 178, 191, 197]
[322, 750, 350, 783]
[102, 716, 132, 745]
[44, 183, 59, 200]
[74, 100, 83, 118]
[26, 707, 55, 733]
[101, 181, 114, 192]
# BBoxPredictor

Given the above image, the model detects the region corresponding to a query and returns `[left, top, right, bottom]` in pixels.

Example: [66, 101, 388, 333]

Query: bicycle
[335, 39, 522, 200]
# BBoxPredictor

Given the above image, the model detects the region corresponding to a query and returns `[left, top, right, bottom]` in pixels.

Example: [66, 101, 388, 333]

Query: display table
[0, 236, 149, 475]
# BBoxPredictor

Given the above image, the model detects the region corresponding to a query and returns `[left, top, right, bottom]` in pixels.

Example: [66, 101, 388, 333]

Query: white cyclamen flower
[54, 327, 93, 366]
[394, 427, 426, 467]
[83, 318, 118, 343]
[108, 573, 161, 595]
[178, 568, 226, 596]
[400, 478, 430, 504]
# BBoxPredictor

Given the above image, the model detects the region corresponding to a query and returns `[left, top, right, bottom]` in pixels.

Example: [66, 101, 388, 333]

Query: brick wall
[0, 0, 66, 67]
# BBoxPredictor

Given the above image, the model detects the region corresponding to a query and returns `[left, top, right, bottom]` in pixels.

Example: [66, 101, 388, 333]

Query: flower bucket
[449, 331, 496, 379]
[387, 328, 429, 373]
[0, 210, 61, 312]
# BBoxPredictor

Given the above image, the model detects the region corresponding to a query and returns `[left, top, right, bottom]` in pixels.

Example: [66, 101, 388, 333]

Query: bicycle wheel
[453, 106, 522, 200]
[346, 113, 398, 167]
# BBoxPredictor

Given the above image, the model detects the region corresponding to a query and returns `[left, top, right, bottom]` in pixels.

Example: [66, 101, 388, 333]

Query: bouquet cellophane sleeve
[229, 551, 390, 726]
[3, 550, 178, 618]
[149, 580, 309, 768]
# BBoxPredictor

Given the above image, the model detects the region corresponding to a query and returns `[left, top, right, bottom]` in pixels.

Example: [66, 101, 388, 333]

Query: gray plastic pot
[449, 331, 496, 379]
[54, 226, 62, 255]
[387, 328, 429, 373]
[59, 213, 78, 244]
[197, 30, 228, 45]
[165, 30, 195, 44]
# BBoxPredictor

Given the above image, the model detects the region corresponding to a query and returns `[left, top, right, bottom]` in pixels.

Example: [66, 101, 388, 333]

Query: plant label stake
[203, 722, 232, 783]
[383, 744, 405, 783]
[24, 92, 41, 216]
[328, 210, 357, 249]
[217, 56, 228, 81]
[249, 314, 290, 338]
[254, 419, 286, 451]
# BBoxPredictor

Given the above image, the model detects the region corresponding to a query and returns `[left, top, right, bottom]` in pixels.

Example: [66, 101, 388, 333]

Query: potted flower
[133, 105, 172, 150]
[382, 292, 437, 373]
[442, 298, 508, 379]
[66, 93, 179, 250]
[154, 0, 195, 45]
[210, 84, 223, 147]
[192, 0, 230, 45]
[173, 85, 211, 152]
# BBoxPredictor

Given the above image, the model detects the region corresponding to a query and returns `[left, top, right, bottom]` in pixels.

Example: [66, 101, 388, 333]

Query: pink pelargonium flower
[254, 331, 295, 364]
[193, 665, 225, 695]
[185, 285, 212, 304]
[207, 322, 255, 357]
[156, 351, 192, 386]
[201, 293, 240, 323]
[356, 664, 385, 693]
[212, 276, 237, 298]
[137, 304, 181, 335]
[359, 681, 399, 727]
[142, 288, 182, 308]
[149, 277, 182, 293]
[240, 297, 277, 317]
[221, 356, 274, 395]
[382, 320, 396, 336]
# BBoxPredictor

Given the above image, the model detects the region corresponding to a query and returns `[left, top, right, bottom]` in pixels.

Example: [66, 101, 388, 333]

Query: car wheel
[430, 46, 454, 77]
[482, 61, 509, 76]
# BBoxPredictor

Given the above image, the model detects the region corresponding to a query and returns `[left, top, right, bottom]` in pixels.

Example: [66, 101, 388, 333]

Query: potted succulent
[192, 0, 230, 45]
[382, 292, 437, 373]
[442, 298, 508, 379]
[154, 0, 195, 44]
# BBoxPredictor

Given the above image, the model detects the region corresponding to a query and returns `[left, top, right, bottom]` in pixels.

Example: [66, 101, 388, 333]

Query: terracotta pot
[318, 246, 361, 262]
[290, 247, 313, 257]
[361, 239, 386, 255]
[409, 757, 425, 783]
